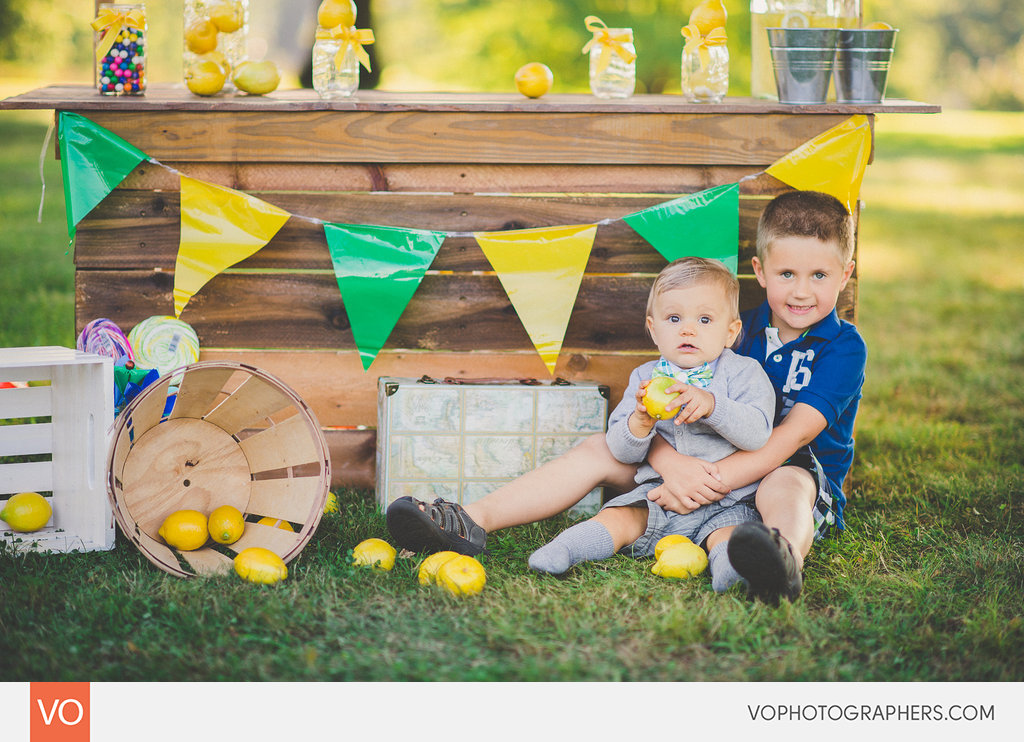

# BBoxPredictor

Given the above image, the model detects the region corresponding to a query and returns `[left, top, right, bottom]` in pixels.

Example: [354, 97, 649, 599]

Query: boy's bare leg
[463, 433, 638, 533]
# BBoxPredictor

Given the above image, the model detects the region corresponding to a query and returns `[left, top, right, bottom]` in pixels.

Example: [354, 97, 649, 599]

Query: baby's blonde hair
[756, 190, 855, 264]
[646, 257, 740, 323]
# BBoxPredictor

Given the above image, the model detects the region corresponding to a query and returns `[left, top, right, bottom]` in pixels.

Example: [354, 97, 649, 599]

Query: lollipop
[77, 318, 134, 361]
[127, 316, 200, 377]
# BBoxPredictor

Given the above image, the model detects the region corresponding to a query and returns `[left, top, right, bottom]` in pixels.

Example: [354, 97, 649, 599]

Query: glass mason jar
[183, 0, 250, 89]
[94, 4, 147, 96]
[682, 43, 729, 103]
[589, 29, 636, 99]
[312, 40, 360, 98]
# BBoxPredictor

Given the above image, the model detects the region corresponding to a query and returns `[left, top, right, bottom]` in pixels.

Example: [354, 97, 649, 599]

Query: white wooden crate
[0, 347, 114, 552]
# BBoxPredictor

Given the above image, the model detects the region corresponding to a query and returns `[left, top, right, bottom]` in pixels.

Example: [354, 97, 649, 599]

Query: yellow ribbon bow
[91, 7, 145, 63]
[315, 25, 375, 72]
[681, 23, 727, 71]
[582, 15, 636, 73]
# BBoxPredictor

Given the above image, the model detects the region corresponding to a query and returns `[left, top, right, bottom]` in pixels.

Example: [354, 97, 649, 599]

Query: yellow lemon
[257, 516, 295, 532]
[208, 2, 244, 33]
[688, 0, 728, 36]
[641, 376, 679, 420]
[158, 510, 208, 551]
[234, 547, 288, 584]
[195, 50, 231, 77]
[651, 542, 708, 579]
[185, 18, 219, 54]
[185, 60, 226, 96]
[514, 62, 554, 99]
[233, 60, 281, 95]
[654, 534, 692, 561]
[323, 491, 339, 515]
[417, 550, 460, 586]
[208, 505, 245, 545]
[353, 537, 397, 570]
[864, 21, 893, 30]
[437, 555, 486, 597]
[318, 0, 357, 28]
[0, 492, 52, 533]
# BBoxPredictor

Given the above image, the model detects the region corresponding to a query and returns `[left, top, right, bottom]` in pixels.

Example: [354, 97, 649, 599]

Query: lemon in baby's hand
[0, 492, 52, 533]
[654, 534, 692, 561]
[642, 376, 680, 420]
[185, 60, 226, 96]
[418, 551, 460, 586]
[352, 538, 397, 570]
[437, 555, 487, 597]
[234, 547, 288, 584]
[257, 516, 295, 532]
[651, 542, 708, 579]
[208, 505, 245, 545]
[515, 62, 554, 99]
[158, 510, 208, 551]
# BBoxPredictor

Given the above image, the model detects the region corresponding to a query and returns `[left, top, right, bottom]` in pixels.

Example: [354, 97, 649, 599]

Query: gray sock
[709, 540, 745, 593]
[529, 520, 616, 575]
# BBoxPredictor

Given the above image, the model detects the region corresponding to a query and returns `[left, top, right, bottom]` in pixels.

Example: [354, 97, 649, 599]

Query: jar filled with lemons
[183, 0, 249, 93]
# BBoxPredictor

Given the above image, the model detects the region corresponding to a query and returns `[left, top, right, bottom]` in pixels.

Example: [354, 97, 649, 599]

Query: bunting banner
[57, 111, 148, 238]
[474, 224, 597, 374]
[54, 113, 872, 374]
[766, 114, 872, 214]
[324, 223, 447, 370]
[174, 175, 292, 317]
[622, 183, 740, 273]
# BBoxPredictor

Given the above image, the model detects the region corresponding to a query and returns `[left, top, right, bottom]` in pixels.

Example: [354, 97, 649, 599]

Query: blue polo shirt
[735, 301, 866, 514]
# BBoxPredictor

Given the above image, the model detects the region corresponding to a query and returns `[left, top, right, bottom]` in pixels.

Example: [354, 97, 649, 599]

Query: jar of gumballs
[93, 4, 147, 95]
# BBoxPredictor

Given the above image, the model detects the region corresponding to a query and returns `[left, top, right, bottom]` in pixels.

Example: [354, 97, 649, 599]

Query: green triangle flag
[324, 223, 446, 370]
[622, 183, 740, 272]
[58, 111, 149, 239]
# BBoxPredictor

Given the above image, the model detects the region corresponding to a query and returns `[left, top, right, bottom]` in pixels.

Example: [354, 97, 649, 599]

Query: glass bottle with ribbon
[92, 4, 147, 96]
[313, 25, 375, 98]
[681, 24, 729, 103]
[582, 16, 636, 99]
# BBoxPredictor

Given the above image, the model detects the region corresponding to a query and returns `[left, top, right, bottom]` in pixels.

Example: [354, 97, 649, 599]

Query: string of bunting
[56, 111, 871, 374]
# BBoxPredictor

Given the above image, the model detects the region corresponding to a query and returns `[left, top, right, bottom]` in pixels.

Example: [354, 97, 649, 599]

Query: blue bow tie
[651, 358, 714, 389]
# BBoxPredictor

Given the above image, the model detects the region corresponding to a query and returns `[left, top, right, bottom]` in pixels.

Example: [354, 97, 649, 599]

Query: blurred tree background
[0, 0, 1021, 109]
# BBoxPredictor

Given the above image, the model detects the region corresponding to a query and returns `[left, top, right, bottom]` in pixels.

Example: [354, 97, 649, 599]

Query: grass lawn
[0, 108, 1022, 683]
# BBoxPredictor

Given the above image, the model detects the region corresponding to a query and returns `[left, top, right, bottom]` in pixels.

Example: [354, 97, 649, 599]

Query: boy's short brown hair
[646, 256, 740, 322]
[756, 190, 855, 264]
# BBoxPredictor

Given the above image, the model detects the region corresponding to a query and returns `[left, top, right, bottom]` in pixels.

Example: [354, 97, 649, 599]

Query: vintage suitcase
[376, 376, 610, 516]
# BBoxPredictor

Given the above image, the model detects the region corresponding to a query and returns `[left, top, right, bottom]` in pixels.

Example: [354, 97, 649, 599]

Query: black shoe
[727, 522, 802, 605]
[385, 496, 488, 556]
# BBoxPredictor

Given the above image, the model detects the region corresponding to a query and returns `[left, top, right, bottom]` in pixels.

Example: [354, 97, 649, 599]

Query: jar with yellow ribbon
[681, 24, 729, 103]
[582, 16, 636, 99]
[92, 4, 146, 96]
[312, 25, 375, 98]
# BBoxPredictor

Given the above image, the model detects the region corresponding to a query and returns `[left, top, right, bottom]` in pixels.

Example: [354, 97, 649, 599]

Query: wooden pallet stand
[107, 361, 331, 577]
[0, 346, 115, 553]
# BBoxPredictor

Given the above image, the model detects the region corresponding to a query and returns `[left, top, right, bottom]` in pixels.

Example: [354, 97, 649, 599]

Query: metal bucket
[833, 28, 898, 104]
[767, 28, 839, 104]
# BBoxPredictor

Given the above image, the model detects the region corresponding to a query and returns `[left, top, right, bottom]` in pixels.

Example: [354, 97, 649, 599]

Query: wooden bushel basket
[106, 361, 331, 577]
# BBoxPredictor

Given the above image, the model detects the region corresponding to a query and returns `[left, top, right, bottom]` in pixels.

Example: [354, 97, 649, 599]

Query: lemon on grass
[352, 538, 397, 570]
[158, 510, 208, 551]
[323, 491, 340, 515]
[185, 60, 226, 96]
[234, 547, 288, 584]
[437, 555, 487, 597]
[654, 534, 692, 561]
[257, 516, 295, 532]
[418, 550, 460, 586]
[651, 542, 708, 579]
[208, 505, 245, 545]
[514, 62, 554, 99]
[318, 0, 356, 28]
[0, 492, 52, 533]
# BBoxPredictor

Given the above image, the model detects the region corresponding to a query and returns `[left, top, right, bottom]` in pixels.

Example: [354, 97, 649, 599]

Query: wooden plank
[237, 414, 322, 473]
[78, 109, 858, 166]
[74, 191, 780, 271]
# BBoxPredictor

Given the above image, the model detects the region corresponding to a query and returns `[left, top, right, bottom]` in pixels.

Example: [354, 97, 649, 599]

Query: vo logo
[30, 683, 90, 742]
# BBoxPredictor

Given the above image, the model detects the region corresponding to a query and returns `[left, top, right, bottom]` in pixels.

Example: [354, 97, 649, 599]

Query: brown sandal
[385, 496, 487, 555]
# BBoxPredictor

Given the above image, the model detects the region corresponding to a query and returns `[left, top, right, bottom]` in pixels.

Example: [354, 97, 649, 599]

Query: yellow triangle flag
[475, 224, 597, 375]
[174, 175, 292, 317]
[765, 115, 872, 214]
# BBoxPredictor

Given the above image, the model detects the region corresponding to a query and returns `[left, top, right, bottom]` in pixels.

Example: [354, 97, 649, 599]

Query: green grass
[1, 109, 1022, 682]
